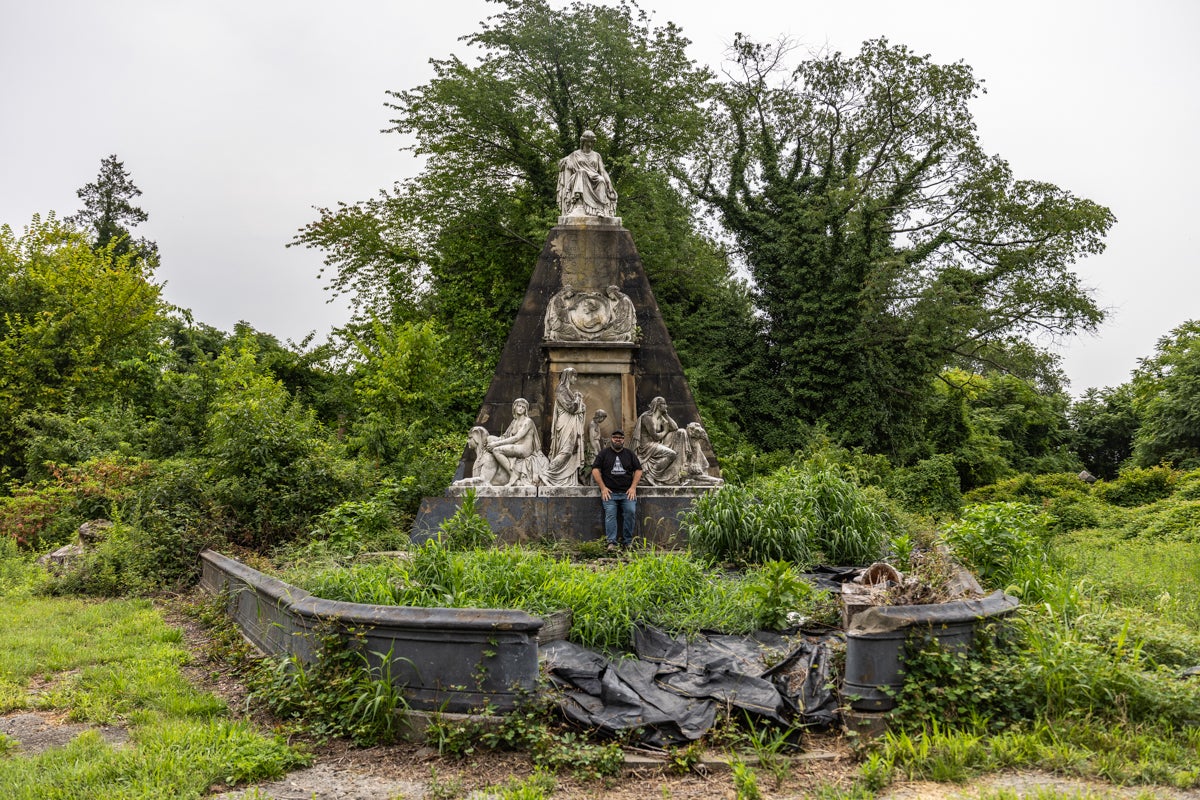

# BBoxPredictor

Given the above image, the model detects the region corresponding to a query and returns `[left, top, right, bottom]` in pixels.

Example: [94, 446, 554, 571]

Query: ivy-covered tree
[687, 37, 1114, 456]
[67, 154, 159, 265]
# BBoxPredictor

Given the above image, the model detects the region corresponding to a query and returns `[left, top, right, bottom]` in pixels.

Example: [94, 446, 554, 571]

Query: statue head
[580, 130, 596, 151]
[468, 426, 490, 451]
[593, 409, 608, 423]
[605, 285, 622, 299]
[649, 396, 667, 413]
[558, 367, 577, 388]
[512, 398, 529, 416]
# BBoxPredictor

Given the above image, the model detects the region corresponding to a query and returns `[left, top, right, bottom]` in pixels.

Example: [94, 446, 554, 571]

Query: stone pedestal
[414, 485, 718, 546]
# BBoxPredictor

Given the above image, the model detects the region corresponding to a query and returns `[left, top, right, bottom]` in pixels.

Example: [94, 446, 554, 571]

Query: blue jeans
[602, 491, 636, 546]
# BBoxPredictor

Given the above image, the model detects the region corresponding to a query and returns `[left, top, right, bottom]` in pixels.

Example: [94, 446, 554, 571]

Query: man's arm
[592, 467, 611, 501]
[627, 468, 643, 500]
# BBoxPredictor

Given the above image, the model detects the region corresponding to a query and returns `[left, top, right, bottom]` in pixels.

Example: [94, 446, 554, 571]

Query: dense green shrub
[691, 443, 796, 486]
[1044, 495, 1103, 533]
[963, 471, 1089, 505]
[1092, 465, 1177, 508]
[0, 456, 151, 549]
[895, 607, 1200, 733]
[0, 536, 47, 596]
[888, 454, 962, 515]
[293, 480, 414, 558]
[941, 502, 1053, 598]
[203, 342, 372, 545]
[15, 404, 148, 482]
[1120, 498, 1200, 542]
[434, 491, 496, 550]
[1170, 468, 1200, 500]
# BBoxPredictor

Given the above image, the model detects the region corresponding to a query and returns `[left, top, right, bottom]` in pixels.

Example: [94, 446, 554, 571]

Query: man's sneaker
[606, 543, 619, 553]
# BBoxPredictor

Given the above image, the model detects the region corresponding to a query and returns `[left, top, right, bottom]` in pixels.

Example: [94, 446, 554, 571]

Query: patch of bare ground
[0, 710, 129, 755]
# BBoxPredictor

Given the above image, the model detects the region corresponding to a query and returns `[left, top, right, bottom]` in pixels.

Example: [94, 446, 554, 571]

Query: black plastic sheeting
[540, 626, 841, 747]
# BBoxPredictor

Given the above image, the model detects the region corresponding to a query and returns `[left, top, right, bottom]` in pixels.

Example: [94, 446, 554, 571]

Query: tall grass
[683, 462, 891, 567]
[286, 546, 825, 652]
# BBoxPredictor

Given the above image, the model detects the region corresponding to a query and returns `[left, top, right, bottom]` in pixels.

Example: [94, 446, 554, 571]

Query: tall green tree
[687, 37, 1114, 456]
[67, 154, 159, 265]
[1130, 320, 1200, 469]
[0, 215, 164, 482]
[292, 0, 760, 440]
[1070, 384, 1137, 479]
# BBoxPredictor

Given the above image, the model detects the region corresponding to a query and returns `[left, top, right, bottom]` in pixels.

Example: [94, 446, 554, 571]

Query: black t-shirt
[592, 446, 642, 492]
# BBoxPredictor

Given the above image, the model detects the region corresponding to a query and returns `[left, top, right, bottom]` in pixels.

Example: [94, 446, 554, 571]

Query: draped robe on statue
[557, 148, 618, 217]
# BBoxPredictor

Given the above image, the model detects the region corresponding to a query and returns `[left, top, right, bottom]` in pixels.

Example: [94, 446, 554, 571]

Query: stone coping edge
[444, 485, 721, 498]
[847, 590, 1019, 636]
[199, 549, 543, 633]
[199, 549, 544, 712]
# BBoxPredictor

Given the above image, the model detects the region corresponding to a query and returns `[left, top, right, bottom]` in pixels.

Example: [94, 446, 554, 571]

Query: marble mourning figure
[557, 130, 618, 218]
[543, 368, 587, 486]
[683, 422, 724, 486]
[631, 396, 689, 485]
[457, 398, 548, 487]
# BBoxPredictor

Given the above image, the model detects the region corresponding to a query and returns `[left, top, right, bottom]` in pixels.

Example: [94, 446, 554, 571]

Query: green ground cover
[0, 550, 307, 799]
[283, 545, 832, 653]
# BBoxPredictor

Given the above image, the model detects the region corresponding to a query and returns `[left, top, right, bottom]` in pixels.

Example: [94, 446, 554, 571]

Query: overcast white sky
[2, 1, 1196, 395]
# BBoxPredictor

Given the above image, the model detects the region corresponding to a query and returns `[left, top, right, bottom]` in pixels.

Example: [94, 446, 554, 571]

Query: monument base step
[413, 486, 716, 546]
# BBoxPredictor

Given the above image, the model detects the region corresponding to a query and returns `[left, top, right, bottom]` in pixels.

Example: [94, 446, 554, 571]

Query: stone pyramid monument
[415, 132, 721, 544]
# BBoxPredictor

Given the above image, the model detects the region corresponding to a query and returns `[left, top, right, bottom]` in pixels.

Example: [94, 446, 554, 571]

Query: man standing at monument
[591, 430, 643, 551]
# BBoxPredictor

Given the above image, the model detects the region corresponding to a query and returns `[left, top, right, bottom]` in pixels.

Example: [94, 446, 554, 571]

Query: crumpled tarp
[540, 626, 841, 747]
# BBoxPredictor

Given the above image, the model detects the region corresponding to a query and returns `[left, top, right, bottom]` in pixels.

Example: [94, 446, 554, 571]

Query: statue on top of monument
[557, 130, 618, 218]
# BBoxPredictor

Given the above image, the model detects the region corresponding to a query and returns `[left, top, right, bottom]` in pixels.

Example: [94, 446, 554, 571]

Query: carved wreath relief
[543, 284, 637, 343]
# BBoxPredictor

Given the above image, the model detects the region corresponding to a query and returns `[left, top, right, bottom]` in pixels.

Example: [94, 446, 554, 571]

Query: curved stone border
[199, 549, 543, 712]
[842, 590, 1019, 711]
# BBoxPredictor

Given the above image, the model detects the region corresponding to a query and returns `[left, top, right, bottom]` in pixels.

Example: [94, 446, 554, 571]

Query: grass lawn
[0, 583, 307, 799]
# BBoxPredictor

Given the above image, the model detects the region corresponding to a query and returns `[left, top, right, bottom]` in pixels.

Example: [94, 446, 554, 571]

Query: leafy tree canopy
[0, 214, 164, 482]
[687, 37, 1114, 456]
[1069, 384, 1136, 479]
[1131, 320, 1200, 469]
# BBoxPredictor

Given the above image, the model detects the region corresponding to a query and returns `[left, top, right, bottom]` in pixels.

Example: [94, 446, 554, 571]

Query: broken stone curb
[199, 549, 542, 713]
